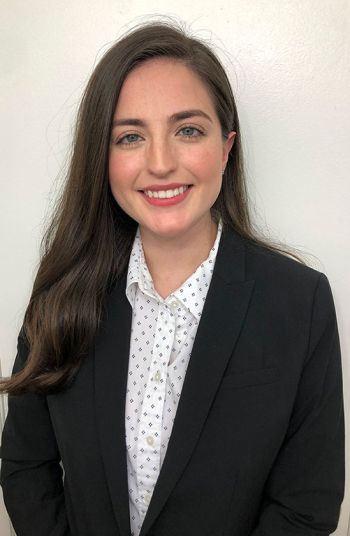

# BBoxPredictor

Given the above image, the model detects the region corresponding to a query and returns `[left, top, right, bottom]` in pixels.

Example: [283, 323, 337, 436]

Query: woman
[0, 21, 344, 536]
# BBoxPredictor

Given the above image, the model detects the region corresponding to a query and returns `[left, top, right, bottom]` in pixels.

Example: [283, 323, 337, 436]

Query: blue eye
[178, 126, 203, 138]
[118, 133, 142, 145]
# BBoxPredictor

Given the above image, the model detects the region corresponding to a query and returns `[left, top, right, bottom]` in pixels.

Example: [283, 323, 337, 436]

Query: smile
[140, 185, 193, 207]
[144, 185, 190, 199]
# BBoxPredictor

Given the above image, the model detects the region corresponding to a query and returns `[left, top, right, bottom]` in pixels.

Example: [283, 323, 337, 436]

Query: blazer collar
[94, 224, 255, 536]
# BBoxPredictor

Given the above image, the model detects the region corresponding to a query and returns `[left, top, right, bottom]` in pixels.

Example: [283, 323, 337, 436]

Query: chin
[153, 225, 185, 238]
[144, 219, 188, 238]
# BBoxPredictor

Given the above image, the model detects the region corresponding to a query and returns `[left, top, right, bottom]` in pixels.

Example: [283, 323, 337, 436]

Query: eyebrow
[112, 109, 213, 128]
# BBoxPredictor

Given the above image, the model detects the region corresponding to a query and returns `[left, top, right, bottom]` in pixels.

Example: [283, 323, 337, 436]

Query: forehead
[114, 58, 217, 118]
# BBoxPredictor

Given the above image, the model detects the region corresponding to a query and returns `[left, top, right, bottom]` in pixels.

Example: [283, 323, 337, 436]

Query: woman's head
[74, 21, 247, 235]
[108, 56, 236, 241]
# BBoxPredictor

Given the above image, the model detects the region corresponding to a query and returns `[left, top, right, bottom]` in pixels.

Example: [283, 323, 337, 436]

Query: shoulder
[245, 239, 320, 284]
[242, 236, 335, 316]
[236, 235, 338, 354]
[221, 225, 332, 305]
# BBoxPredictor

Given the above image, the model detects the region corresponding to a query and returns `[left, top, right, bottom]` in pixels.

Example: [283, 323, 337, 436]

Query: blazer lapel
[94, 270, 132, 536]
[139, 226, 255, 536]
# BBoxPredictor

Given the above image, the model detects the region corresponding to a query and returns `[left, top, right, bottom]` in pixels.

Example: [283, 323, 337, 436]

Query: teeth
[144, 185, 189, 199]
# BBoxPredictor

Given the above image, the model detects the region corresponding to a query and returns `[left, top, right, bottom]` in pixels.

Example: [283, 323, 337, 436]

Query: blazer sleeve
[0, 329, 71, 536]
[251, 273, 345, 536]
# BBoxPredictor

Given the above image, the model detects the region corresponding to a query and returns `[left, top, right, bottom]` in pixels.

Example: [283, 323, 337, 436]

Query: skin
[109, 58, 235, 296]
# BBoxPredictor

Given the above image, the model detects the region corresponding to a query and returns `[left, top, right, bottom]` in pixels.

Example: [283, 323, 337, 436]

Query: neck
[140, 217, 218, 297]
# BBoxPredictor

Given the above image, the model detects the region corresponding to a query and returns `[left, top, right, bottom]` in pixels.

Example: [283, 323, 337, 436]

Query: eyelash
[177, 126, 204, 139]
[114, 125, 205, 147]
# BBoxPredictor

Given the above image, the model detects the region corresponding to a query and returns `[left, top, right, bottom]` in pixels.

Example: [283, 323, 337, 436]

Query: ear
[222, 131, 236, 169]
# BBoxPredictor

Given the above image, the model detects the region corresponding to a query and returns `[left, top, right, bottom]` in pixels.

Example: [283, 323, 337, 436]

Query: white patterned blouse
[125, 220, 223, 536]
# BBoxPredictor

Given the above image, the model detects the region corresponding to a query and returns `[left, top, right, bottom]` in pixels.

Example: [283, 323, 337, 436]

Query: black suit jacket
[0, 225, 345, 536]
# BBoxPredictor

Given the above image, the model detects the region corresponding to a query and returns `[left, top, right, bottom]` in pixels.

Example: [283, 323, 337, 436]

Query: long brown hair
[1, 20, 304, 395]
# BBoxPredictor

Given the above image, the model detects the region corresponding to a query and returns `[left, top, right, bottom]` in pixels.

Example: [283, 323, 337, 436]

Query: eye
[177, 126, 204, 139]
[116, 133, 143, 145]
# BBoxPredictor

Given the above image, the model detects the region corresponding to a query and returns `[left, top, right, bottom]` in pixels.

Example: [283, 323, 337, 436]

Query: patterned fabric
[125, 221, 223, 536]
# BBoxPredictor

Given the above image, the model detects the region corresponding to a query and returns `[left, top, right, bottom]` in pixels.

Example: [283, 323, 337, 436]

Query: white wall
[1, 1, 349, 535]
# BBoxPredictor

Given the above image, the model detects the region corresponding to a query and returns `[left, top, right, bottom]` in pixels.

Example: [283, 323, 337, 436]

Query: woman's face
[109, 58, 235, 241]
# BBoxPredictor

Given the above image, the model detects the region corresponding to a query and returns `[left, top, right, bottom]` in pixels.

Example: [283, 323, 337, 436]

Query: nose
[146, 138, 177, 177]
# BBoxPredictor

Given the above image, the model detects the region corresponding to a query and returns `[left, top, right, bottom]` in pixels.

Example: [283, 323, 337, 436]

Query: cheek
[108, 153, 140, 189]
[108, 159, 130, 210]
[185, 146, 222, 181]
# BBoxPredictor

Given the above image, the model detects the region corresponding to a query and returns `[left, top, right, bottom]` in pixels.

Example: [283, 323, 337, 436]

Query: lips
[140, 184, 193, 206]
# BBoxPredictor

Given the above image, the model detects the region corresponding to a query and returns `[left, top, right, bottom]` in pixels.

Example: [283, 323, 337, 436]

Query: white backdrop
[1, 1, 349, 534]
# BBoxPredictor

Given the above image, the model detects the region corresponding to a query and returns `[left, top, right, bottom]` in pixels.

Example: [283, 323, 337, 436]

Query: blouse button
[169, 299, 178, 309]
[154, 370, 161, 382]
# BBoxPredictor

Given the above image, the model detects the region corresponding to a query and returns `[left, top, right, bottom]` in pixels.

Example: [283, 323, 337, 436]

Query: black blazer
[0, 225, 345, 536]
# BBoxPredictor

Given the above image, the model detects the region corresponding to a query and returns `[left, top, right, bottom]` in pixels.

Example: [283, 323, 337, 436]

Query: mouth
[140, 184, 193, 200]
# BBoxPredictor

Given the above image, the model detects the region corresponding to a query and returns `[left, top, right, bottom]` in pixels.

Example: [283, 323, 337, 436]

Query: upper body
[0, 222, 344, 536]
[0, 20, 345, 536]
